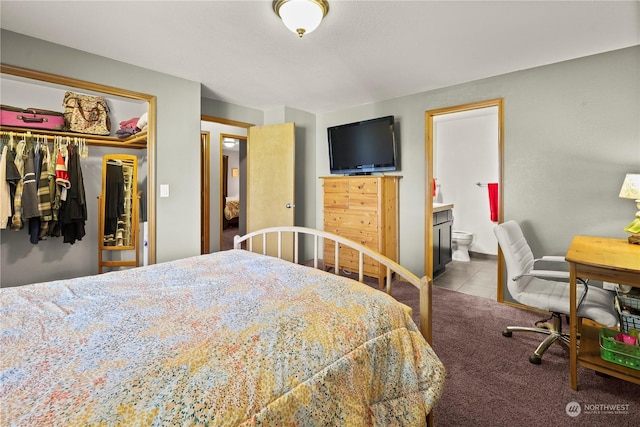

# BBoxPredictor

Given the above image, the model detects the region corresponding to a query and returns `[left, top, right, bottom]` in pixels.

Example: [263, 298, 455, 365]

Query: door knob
[286, 203, 295, 209]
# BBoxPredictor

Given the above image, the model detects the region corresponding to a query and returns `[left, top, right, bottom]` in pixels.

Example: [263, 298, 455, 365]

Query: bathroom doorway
[425, 99, 505, 301]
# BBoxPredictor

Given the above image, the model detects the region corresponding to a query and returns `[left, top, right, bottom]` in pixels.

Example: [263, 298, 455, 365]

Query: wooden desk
[565, 236, 640, 390]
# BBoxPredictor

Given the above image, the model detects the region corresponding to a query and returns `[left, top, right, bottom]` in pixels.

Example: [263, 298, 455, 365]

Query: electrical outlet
[603, 281, 618, 291]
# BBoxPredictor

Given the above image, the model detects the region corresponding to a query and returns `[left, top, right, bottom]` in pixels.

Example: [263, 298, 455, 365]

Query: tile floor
[433, 255, 498, 300]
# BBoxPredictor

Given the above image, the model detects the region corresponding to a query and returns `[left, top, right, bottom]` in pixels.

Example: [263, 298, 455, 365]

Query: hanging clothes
[103, 160, 124, 246]
[0, 146, 11, 229]
[5, 143, 22, 223]
[10, 140, 27, 231]
[22, 148, 41, 246]
[47, 149, 63, 238]
[37, 144, 53, 239]
[61, 145, 87, 244]
[21, 148, 39, 219]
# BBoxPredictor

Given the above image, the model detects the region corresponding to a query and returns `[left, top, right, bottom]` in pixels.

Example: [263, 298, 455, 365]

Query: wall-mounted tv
[327, 115, 398, 175]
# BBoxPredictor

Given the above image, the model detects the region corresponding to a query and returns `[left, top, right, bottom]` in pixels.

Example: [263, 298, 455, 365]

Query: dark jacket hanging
[61, 146, 87, 244]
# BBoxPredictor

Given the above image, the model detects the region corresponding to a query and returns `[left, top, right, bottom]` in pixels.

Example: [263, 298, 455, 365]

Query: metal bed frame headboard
[234, 226, 433, 345]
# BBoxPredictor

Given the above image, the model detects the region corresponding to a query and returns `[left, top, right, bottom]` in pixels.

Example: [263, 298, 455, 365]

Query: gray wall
[317, 46, 639, 278]
[2, 28, 638, 290]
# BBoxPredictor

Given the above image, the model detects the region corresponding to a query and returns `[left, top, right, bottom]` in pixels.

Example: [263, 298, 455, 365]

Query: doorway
[221, 133, 246, 251]
[425, 99, 505, 301]
[200, 116, 252, 254]
[200, 117, 297, 257]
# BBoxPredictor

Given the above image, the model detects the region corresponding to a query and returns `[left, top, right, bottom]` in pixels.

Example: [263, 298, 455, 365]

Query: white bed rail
[234, 226, 433, 344]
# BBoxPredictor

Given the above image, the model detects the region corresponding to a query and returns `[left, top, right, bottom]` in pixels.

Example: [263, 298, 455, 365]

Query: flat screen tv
[327, 115, 398, 175]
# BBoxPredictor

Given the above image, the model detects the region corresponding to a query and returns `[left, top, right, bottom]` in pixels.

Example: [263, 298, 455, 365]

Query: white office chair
[494, 220, 618, 364]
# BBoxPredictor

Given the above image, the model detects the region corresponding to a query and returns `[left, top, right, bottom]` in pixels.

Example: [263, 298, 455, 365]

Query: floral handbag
[63, 91, 111, 135]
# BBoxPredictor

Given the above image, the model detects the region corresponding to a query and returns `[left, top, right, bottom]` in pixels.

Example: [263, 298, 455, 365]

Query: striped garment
[9, 140, 26, 230]
[21, 149, 39, 220]
[37, 148, 53, 238]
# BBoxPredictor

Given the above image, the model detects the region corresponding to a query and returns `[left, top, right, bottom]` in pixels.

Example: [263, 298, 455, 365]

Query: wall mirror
[98, 154, 139, 272]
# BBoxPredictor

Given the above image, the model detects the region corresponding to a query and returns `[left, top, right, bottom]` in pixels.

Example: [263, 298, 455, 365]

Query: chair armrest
[537, 256, 567, 263]
[533, 256, 568, 269]
[513, 267, 591, 309]
[520, 269, 570, 281]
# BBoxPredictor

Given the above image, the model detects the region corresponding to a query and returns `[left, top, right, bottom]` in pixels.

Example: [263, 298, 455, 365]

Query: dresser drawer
[324, 209, 378, 229]
[348, 193, 379, 210]
[321, 227, 379, 248]
[324, 193, 349, 209]
[434, 210, 453, 225]
[323, 179, 349, 193]
[349, 178, 379, 194]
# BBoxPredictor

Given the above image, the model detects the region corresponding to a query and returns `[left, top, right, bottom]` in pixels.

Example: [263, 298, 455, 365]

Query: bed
[0, 226, 445, 426]
[223, 196, 240, 229]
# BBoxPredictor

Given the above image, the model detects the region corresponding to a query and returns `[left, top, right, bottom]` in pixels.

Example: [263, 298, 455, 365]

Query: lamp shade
[619, 173, 640, 200]
[274, 0, 329, 37]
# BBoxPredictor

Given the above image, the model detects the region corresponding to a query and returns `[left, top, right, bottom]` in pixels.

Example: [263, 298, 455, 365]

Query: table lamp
[619, 173, 640, 244]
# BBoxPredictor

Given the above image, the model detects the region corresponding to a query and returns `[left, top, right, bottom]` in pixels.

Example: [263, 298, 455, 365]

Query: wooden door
[247, 122, 295, 260]
[200, 131, 210, 254]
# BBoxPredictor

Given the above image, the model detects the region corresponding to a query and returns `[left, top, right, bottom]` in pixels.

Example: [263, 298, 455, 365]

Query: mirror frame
[99, 154, 138, 251]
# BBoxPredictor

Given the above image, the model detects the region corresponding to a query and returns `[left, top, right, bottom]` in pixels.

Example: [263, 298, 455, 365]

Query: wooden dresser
[321, 175, 400, 286]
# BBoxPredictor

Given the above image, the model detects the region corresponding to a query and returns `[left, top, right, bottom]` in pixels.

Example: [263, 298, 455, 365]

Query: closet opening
[0, 64, 156, 286]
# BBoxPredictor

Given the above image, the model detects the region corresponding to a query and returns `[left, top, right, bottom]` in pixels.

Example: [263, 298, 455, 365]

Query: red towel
[488, 183, 498, 222]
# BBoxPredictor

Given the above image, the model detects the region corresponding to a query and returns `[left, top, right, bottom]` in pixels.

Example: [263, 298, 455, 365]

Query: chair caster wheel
[502, 330, 512, 337]
[529, 355, 542, 365]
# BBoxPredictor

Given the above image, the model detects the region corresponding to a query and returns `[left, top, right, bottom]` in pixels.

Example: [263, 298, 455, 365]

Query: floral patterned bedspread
[224, 198, 240, 220]
[0, 249, 445, 426]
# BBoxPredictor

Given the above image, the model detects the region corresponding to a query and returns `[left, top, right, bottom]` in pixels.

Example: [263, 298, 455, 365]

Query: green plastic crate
[599, 328, 640, 371]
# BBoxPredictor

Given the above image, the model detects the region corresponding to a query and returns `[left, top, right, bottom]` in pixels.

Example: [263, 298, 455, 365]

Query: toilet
[452, 230, 474, 262]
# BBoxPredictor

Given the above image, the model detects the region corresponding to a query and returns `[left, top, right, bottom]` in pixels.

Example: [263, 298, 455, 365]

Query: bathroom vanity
[433, 203, 454, 275]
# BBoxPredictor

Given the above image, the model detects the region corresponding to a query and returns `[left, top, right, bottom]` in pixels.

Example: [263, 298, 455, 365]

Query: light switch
[160, 184, 170, 198]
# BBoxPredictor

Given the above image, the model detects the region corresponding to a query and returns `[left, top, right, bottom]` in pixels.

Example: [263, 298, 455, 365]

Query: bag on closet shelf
[0, 105, 66, 130]
[62, 91, 111, 135]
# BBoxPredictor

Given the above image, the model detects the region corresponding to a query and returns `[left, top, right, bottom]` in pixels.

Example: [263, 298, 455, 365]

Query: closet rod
[0, 126, 147, 149]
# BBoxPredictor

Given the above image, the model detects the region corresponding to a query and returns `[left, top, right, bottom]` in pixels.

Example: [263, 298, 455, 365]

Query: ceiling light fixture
[223, 137, 238, 148]
[273, 0, 329, 38]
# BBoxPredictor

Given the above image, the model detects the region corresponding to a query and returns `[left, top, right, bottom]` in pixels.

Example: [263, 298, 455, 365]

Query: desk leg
[569, 263, 578, 390]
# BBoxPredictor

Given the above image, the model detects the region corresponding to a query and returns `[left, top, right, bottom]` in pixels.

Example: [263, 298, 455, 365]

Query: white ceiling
[1, 1, 638, 114]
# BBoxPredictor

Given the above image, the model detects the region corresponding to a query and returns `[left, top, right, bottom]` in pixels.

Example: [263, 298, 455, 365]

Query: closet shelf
[0, 126, 147, 149]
